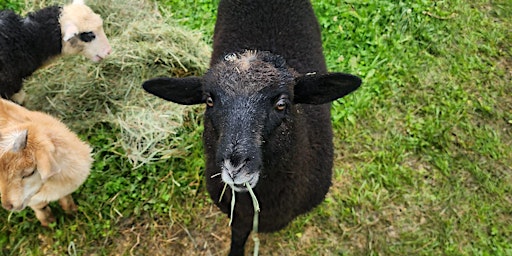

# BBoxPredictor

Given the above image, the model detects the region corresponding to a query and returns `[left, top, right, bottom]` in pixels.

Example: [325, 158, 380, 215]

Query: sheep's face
[142, 50, 362, 193]
[0, 129, 59, 211]
[60, 0, 112, 62]
[202, 51, 296, 191]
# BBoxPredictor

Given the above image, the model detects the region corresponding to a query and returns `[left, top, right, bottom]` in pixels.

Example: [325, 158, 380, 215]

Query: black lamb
[142, 0, 362, 255]
[0, 0, 111, 103]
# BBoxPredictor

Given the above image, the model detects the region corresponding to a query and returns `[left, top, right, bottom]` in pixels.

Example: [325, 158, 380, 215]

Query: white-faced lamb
[0, 98, 92, 226]
[142, 0, 361, 255]
[0, 0, 111, 103]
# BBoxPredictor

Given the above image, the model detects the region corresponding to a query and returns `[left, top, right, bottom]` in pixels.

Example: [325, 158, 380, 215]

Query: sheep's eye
[22, 169, 35, 179]
[206, 96, 214, 107]
[275, 97, 287, 111]
[79, 31, 96, 42]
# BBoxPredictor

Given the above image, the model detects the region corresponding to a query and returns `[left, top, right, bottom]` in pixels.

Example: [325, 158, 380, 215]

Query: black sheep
[0, 0, 111, 103]
[142, 0, 362, 255]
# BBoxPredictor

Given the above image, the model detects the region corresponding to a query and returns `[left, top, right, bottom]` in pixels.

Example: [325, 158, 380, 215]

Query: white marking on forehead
[224, 53, 238, 62]
[224, 51, 260, 71]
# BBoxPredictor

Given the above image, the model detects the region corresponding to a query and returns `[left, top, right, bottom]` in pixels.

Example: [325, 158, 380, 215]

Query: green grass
[1, 0, 511, 255]
[0, 0, 24, 12]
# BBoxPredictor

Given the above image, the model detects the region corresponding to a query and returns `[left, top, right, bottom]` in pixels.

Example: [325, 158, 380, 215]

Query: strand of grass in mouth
[220, 181, 260, 255]
[219, 182, 228, 203]
[246, 182, 260, 256]
[229, 186, 236, 226]
[218, 182, 234, 226]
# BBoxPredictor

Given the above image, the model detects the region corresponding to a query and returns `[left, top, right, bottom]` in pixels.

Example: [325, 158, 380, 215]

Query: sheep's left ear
[142, 77, 204, 105]
[62, 23, 79, 42]
[293, 73, 362, 104]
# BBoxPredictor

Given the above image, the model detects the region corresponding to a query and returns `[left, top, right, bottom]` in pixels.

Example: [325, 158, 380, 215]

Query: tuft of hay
[23, 0, 211, 168]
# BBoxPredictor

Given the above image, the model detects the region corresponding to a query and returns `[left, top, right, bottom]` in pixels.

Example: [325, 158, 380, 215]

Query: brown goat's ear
[35, 145, 60, 182]
[294, 72, 362, 104]
[142, 77, 204, 105]
[0, 130, 28, 153]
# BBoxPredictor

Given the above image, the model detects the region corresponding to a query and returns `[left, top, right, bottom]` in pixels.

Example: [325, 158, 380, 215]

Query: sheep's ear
[0, 130, 28, 153]
[35, 145, 60, 182]
[62, 23, 79, 42]
[72, 0, 85, 5]
[294, 73, 362, 104]
[142, 77, 204, 105]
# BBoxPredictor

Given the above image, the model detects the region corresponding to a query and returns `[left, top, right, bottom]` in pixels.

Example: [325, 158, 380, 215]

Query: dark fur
[142, 0, 362, 255]
[211, 2, 336, 254]
[0, 6, 62, 100]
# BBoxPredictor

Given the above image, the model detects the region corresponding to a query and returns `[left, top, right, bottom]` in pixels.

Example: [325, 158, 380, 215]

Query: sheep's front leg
[30, 201, 55, 227]
[58, 194, 78, 214]
[229, 221, 252, 256]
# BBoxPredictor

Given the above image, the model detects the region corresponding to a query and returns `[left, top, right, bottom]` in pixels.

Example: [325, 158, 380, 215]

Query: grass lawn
[1, 0, 511, 255]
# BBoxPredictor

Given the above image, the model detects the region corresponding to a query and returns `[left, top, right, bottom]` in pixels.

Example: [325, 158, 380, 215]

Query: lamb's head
[142, 50, 361, 192]
[60, 0, 111, 62]
[0, 128, 59, 212]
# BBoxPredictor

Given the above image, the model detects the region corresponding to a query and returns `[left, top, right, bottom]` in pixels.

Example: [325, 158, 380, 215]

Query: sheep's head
[60, 0, 111, 62]
[142, 50, 361, 192]
[0, 128, 59, 212]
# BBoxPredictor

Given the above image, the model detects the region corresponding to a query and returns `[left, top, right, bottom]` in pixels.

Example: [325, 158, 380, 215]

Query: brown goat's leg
[58, 194, 78, 214]
[30, 202, 55, 227]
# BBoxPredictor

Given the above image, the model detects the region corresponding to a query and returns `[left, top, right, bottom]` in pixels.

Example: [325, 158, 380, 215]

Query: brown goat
[0, 99, 92, 226]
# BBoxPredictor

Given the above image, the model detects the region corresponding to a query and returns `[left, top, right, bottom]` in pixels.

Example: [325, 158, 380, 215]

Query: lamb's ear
[142, 77, 204, 105]
[294, 73, 362, 104]
[62, 23, 79, 42]
[0, 130, 28, 152]
[35, 146, 60, 182]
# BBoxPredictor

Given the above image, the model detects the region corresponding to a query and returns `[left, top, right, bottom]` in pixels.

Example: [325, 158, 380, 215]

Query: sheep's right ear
[142, 77, 204, 105]
[293, 72, 362, 104]
[62, 23, 79, 42]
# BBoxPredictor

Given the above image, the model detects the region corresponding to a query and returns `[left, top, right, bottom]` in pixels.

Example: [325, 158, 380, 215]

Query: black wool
[0, 6, 62, 100]
[207, 1, 335, 255]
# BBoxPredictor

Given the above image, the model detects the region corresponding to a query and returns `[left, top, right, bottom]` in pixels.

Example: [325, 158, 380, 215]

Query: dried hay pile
[23, 0, 211, 168]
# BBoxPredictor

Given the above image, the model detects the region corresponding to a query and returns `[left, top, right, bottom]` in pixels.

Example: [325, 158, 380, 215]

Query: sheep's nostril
[106, 47, 112, 55]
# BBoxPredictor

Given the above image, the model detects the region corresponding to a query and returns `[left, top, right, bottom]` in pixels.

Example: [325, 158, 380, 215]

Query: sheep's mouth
[220, 169, 259, 192]
[93, 55, 104, 62]
[227, 174, 259, 192]
[233, 183, 248, 191]
[220, 159, 260, 192]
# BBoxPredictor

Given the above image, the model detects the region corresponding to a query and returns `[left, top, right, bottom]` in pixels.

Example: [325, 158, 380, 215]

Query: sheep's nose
[2, 202, 13, 211]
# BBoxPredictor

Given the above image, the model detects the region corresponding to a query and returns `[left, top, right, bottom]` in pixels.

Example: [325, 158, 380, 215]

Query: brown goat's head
[0, 127, 59, 211]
